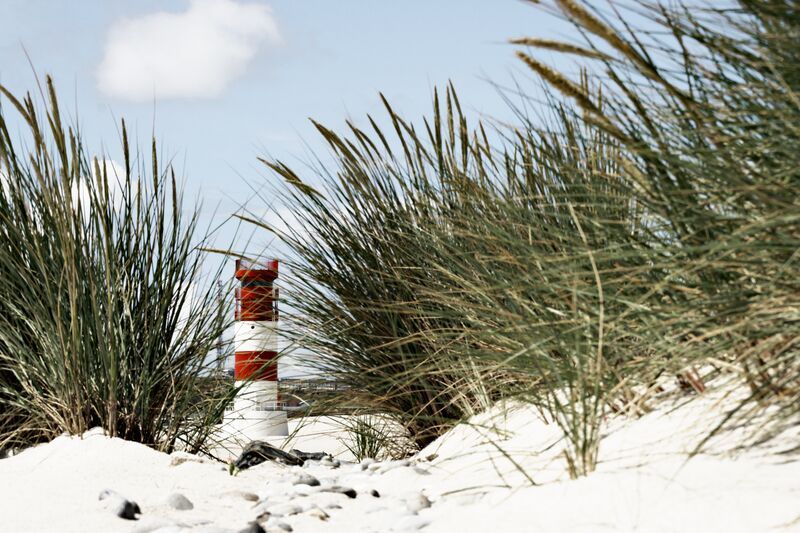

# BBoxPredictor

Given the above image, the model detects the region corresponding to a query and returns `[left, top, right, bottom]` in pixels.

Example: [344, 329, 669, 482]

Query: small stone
[99, 489, 141, 520]
[326, 503, 342, 510]
[405, 493, 431, 513]
[237, 522, 266, 533]
[359, 458, 376, 470]
[370, 489, 381, 498]
[289, 473, 320, 487]
[167, 493, 194, 511]
[116, 499, 142, 520]
[322, 486, 356, 499]
[305, 507, 329, 521]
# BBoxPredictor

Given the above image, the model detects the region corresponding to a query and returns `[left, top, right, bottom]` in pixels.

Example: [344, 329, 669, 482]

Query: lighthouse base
[222, 409, 289, 441]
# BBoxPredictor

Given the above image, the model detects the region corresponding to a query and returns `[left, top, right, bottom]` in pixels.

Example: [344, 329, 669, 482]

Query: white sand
[1, 387, 798, 533]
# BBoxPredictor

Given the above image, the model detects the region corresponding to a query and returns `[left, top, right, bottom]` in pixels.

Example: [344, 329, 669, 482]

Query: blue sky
[1, 0, 575, 374]
[0, 1, 571, 230]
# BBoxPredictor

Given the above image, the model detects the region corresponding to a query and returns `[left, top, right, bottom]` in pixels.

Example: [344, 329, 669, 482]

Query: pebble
[322, 485, 357, 498]
[289, 473, 320, 486]
[98, 489, 142, 520]
[359, 458, 376, 470]
[237, 522, 266, 533]
[304, 507, 330, 521]
[167, 493, 194, 511]
[116, 499, 142, 520]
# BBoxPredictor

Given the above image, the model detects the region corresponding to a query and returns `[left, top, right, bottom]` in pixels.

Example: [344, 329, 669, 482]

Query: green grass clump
[515, 0, 799, 448]
[250, 0, 797, 472]
[0, 78, 234, 452]
[253, 85, 656, 468]
[338, 414, 409, 461]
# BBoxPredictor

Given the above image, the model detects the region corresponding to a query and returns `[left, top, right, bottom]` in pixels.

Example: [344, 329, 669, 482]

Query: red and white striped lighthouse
[227, 258, 288, 437]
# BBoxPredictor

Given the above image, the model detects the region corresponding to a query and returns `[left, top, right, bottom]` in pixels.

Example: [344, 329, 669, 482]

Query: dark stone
[98, 489, 141, 520]
[116, 500, 142, 520]
[238, 522, 266, 533]
[323, 486, 357, 499]
[370, 489, 380, 498]
[290, 473, 320, 487]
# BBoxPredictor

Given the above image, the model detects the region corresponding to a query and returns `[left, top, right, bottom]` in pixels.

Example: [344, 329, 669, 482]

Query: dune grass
[252, 85, 658, 470]
[515, 0, 800, 450]
[250, 0, 798, 473]
[0, 78, 234, 452]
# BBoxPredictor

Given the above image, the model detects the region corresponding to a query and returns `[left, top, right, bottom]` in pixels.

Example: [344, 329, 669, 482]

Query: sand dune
[1, 386, 797, 532]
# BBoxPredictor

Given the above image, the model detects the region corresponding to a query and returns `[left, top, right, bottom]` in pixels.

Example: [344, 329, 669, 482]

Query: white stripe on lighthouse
[234, 320, 278, 353]
[234, 381, 279, 412]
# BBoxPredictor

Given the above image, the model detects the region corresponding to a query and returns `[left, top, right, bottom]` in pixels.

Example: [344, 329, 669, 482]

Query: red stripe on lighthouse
[235, 350, 279, 381]
[235, 286, 278, 321]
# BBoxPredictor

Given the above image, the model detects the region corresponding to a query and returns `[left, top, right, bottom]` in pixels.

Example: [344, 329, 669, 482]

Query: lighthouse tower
[226, 258, 288, 438]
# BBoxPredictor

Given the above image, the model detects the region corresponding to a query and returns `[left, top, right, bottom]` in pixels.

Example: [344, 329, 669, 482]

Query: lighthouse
[225, 258, 288, 438]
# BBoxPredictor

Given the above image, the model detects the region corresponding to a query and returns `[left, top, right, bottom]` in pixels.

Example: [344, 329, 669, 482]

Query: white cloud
[69, 159, 136, 214]
[97, 0, 280, 101]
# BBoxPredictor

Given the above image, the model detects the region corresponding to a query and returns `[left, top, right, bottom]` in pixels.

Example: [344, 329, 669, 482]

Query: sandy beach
[1, 385, 797, 533]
